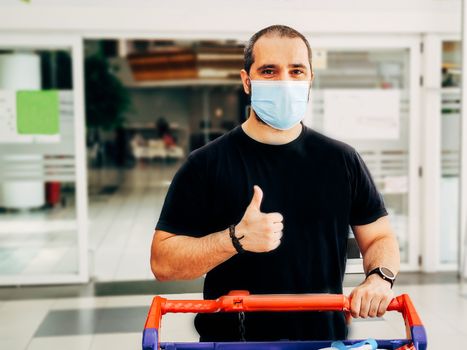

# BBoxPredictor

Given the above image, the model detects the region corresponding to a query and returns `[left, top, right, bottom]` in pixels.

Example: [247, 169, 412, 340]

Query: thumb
[248, 185, 263, 211]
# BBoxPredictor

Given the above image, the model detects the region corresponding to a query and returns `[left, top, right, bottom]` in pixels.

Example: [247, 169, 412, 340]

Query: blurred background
[0, 0, 466, 349]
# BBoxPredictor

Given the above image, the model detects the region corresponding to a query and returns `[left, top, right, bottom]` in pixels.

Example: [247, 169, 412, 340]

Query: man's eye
[262, 69, 274, 75]
[292, 70, 304, 75]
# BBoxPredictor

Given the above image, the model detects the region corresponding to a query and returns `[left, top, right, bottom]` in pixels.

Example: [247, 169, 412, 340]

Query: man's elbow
[150, 245, 176, 281]
[150, 256, 202, 281]
[151, 231, 176, 281]
[151, 257, 173, 281]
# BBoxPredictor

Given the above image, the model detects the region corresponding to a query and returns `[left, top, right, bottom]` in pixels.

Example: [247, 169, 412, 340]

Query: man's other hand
[349, 274, 394, 318]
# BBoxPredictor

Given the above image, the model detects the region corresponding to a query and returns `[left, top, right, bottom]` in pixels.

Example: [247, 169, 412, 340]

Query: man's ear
[240, 69, 251, 95]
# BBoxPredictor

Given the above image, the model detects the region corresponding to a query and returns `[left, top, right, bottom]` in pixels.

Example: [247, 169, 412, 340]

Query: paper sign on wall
[323, 89, 400, 140]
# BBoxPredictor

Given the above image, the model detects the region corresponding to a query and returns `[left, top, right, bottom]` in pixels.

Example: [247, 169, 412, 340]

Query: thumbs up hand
[234, 185, 284, 253]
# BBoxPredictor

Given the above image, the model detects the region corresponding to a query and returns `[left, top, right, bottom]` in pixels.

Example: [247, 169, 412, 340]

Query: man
[151, 25, 400, 341]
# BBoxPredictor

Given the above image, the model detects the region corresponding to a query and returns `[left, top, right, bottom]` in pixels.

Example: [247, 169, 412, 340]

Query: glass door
[440, 40, 461, 269]
[0, 35, 88, 285]
[421, 35, 461, 272]
[305, 36, 421, 271]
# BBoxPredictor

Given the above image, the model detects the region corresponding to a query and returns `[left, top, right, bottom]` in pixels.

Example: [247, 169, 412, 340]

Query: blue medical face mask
[249, 78, 311, 130]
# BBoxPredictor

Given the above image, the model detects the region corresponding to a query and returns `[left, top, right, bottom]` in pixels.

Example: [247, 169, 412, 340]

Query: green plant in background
[85, 54, 131, 131]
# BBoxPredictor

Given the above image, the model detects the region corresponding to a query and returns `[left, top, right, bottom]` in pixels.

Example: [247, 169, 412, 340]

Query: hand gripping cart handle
[142, 290, 427, 350]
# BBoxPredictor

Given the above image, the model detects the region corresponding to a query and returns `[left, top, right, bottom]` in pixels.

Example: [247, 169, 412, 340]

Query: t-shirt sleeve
[347, 149, 388, 226]
[155, 156, 208, 237]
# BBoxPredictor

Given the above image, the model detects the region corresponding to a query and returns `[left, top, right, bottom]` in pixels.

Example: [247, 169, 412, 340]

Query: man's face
[240, 35, 314, 124]
[241, 35, 314, 92]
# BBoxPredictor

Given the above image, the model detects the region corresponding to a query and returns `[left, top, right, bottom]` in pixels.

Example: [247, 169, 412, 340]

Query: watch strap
[366, 267, 395, 288]
[229, 225, 245, 254]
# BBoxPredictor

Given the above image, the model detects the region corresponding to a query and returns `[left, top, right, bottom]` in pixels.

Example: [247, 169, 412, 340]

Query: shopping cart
[142, 290, 427, 350]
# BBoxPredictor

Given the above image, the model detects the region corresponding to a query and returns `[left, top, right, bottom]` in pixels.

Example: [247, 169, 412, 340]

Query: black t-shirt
[155, 122, 387, 342]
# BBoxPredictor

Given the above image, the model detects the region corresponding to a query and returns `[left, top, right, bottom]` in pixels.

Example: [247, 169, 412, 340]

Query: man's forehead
[252, 35, 309, 67]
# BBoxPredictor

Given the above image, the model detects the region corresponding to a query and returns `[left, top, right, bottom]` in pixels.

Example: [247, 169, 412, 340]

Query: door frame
[82, 32, 423, 275]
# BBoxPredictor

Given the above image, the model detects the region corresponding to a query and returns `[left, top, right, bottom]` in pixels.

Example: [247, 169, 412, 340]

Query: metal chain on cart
[238, 311, 246, 341]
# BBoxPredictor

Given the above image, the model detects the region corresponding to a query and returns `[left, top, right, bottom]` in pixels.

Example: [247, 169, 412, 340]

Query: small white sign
[323, 89, 400, 140]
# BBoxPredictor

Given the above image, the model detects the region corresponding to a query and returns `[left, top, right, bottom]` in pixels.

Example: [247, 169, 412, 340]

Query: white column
[0, 53, 45, 209]
[421, 35, 442, 272]
[72, 37, 89, 283]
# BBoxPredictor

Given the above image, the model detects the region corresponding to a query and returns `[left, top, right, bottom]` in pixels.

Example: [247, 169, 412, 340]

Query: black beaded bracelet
[229, 225, 245, 254]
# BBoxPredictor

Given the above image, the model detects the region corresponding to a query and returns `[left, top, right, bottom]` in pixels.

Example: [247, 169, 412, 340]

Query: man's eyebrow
[256, 64, 277, 71]
[289, 63, 308, 69]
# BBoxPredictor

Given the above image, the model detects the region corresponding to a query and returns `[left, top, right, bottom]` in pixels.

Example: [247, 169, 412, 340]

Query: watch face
[380, 267, 395, 279]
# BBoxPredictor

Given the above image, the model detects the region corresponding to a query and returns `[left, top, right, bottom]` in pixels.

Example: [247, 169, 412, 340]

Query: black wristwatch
[366, 267, 396, 288]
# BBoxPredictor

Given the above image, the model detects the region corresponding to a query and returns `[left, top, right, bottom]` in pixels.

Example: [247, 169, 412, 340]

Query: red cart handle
[143, 291, 426, 350]
[145, 290, 422, 328]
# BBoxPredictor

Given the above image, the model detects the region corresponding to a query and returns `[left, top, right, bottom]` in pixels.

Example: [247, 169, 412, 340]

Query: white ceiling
[0, 0, 461, 11]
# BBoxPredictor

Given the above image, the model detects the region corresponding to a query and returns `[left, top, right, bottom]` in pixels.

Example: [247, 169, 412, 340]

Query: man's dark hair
[244, 25, 313, 74]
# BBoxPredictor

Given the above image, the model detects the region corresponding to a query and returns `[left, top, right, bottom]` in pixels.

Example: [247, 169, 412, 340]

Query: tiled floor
[87, 162, 185, 281]
[0, 280, 466, 349]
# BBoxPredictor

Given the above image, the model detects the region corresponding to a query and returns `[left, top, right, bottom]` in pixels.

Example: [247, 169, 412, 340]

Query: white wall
[0, 0, 461, 38]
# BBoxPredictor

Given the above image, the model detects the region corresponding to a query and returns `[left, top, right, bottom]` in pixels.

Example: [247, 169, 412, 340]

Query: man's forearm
[151, 228, 237, 281]
[362, 234, 400, 276]
[350, 217, 400, 318]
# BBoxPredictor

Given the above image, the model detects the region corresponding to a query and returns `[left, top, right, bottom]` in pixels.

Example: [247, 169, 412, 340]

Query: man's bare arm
[150, 229, 236, 281]
[353, 215, 400, 276]
[151, 185, 284, 281]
